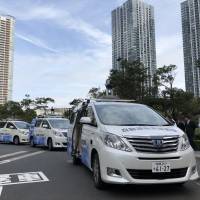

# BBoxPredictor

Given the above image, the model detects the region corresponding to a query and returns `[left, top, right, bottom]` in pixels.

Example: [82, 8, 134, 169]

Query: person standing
[176, 114, 185, 132]
[185, 115, 197, 150]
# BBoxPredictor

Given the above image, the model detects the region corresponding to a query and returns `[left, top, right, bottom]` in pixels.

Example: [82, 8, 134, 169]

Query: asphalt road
[0, 144, 200, 200]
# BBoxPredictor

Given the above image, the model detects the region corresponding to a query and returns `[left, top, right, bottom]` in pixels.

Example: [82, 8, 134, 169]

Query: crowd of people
[176, 114, 198, 150]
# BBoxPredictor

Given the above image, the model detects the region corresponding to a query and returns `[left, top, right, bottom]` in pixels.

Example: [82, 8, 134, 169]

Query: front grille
[125, 136, 179, 153]
[127, 168, 188, 179]
[62, 132, 68, 137]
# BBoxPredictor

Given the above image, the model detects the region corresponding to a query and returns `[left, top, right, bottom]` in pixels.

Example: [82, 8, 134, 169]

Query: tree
[69, 98, 83, 107]
[88, 87, 106, 98]
[34, 97, 55, 115]
[109, 60, 150, 100]
[155, 65, 177, 117]
[20, 94, 34, 110]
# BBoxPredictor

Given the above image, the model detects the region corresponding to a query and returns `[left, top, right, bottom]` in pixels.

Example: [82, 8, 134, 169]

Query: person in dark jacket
[185, 115, 197, 150]
[176, 114, 185, 132]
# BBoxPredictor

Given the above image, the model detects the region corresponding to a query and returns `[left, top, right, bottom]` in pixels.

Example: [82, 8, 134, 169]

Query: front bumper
[53, 137, 68, 148]
[20, 135, 29, 143]
[99, 147, 199, 184]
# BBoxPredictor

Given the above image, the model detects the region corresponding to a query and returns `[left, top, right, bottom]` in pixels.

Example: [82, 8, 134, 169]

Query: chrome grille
[125, 136, 179, 153]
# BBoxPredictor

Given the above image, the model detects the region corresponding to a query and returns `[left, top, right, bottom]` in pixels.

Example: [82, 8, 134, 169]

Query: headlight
[104, 133, 132, 152]
[180, 134, 190, 151]
[20, 130, 28, 135]
[54, 131, 63, 137]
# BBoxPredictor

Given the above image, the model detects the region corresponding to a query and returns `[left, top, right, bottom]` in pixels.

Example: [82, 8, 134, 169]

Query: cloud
[2, 3, 111, 46]
[15, 33, 59, 53]
[13, 46, 112, 107]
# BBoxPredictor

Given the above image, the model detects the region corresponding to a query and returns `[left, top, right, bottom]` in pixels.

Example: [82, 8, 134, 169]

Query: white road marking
[0, 172, 49, 186]
[0, 151, 45, 165]
[0, 186, 2, 197]
[0, 151, 27, 159]
[196, 182, 200, 186]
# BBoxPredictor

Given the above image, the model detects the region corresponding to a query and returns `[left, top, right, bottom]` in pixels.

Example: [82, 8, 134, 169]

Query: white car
[68, 99, 199, 189]
[0, 120, 30, 145]
[29, 117, 69, 150]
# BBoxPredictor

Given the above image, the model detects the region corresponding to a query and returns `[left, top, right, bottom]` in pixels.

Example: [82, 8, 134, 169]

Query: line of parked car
[0, 116, 69, 151]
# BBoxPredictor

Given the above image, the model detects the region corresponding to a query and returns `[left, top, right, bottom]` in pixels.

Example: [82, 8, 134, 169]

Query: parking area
[0, 144, 200, 200]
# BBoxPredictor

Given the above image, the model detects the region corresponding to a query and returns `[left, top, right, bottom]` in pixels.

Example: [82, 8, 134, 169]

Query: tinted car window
[35, 120, 42, 127]
[6, 122, 16, 129]
[95, 104, 169, 126]
[0, 122, 6, 128]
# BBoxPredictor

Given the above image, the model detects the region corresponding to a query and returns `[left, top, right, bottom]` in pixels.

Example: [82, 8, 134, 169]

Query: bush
[194, 140, 200, 150]
[195, 128, 200, 140]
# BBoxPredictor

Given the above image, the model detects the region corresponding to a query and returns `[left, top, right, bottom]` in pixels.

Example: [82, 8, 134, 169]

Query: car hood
[53, 129, 68, 133]
[102, 125, 184, 138]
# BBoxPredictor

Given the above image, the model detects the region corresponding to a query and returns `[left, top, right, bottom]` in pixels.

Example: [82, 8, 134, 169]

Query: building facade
[112, 0, 157, 87]
[181, 0, 200, 97]
[0, 15, 15, 105]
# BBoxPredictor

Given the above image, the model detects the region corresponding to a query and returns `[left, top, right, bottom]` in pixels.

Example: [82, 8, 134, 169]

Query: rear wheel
[48, 138, 54, 151]
[92, 153, 106, 189]
[13, 136, 20, 145]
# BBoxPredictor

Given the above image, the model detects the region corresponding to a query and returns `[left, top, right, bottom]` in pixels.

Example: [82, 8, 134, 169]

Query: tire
[13, 136, 20, 145]
[30, 137, 35, 147]
[92, 153, 106, 189]
[48, 138, 54, 151]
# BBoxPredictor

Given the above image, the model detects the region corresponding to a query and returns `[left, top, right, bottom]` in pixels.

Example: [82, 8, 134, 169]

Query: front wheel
[13, 136, 20, 145]
[92, 153, 106, 189]
[48, 138, 54, 151]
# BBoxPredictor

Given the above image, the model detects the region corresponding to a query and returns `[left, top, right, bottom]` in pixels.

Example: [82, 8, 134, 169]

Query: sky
[0, 0, 185, 107]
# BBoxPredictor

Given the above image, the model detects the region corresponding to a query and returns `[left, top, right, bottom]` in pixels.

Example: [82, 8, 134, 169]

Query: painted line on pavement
[0, 151, 45, 165]
[0, 151, 27, 159]
[0, 186, 2, 197]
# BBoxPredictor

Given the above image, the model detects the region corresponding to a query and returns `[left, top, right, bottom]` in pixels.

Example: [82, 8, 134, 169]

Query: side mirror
[80, 117, 92, 125]
[42, 124, 49, 129]
[10, 125, 15, 129]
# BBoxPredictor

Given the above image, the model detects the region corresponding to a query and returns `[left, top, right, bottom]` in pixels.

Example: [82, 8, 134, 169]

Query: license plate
[152, 162, 171, 173]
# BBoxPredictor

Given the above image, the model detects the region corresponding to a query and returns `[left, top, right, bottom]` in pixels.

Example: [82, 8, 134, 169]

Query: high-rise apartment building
[181, 0, 200, 97]
[112, 0, 157, 87]
[0, 15, 15, 105]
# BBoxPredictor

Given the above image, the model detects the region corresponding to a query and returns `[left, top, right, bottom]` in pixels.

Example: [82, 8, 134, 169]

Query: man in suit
[176, 114, 185, 132]
[185, 115, 197, 150]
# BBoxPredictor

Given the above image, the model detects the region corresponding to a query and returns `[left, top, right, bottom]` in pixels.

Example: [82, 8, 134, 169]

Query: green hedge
[195, 128, 200, 140]
[194, 140, 200, 150]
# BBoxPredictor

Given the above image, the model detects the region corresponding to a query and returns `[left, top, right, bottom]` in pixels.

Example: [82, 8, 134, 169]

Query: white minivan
[29, 117, 69, 150]
[68, 99, 199, 189]
[0, 120, 30, 145]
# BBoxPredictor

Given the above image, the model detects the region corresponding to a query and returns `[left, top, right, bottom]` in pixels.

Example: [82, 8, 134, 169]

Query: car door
[33, 119, 44, 145]
[0, 122, 7, 142]
[40, 120, 51, 146]
[81, 106, 98, 169]
[5, 122, 17, 143]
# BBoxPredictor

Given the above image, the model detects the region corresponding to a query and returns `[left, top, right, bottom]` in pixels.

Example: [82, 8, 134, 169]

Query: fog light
[55, 142, 61, 145]
[107, 167, 121, 178]
[191, 166, 197, 175]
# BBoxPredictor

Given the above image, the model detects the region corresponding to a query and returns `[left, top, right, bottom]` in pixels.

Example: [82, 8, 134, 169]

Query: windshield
[14, 122, 30, 129]
[48, 119, 69, 129]
[95, 104, 170, 126]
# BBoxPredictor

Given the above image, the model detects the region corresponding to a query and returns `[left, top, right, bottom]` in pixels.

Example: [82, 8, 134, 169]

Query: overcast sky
[0, 0, 184, 107]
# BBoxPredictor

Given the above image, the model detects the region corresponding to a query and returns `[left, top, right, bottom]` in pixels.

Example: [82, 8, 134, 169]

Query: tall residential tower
[181, 0, 200, 97]
[0, 15, 15, 105]
[112, 0, 157, 87]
